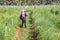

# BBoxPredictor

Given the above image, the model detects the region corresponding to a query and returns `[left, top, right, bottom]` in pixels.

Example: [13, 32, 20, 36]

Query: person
[20, 10, 27, 28]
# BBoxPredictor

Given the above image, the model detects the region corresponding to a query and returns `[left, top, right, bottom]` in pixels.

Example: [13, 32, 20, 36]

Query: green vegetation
[32, 6, 60, 40]
[0, 6, 19, 40]
[0, 6, 29, 40]
[0, 6, 60, 40]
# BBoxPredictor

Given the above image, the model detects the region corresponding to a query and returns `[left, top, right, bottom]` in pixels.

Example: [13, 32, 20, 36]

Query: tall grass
[0, 6, 22, 40]
[0, 6, 60, 40]
[31, 6, 60, 40]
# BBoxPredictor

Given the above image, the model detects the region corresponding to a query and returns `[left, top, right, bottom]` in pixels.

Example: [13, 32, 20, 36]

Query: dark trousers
[21, 19, 26, 27]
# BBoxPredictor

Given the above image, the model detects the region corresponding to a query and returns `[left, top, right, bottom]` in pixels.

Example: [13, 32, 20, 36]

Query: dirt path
[30, 25, 37, 40]
[12, 27, 22, 40]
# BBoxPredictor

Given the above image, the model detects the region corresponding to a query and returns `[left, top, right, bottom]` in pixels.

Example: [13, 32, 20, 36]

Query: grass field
[0, 6, 60, 40]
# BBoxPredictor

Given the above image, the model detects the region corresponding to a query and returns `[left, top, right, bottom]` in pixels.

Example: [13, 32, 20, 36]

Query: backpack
[20, 14, 22, 19]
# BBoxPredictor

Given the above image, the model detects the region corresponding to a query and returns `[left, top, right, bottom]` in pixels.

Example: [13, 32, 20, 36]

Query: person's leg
[24, 20, 26, 28]
[25, 21, 27, 28]
[21, 20, 23, 27]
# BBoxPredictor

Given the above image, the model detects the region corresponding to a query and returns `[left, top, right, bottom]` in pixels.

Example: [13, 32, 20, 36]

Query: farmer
[20, 10, 27, 28]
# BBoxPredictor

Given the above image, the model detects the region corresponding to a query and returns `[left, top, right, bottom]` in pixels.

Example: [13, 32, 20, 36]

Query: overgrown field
[32, 6, 60, 40]
[0, 6, 29, 40]
[0, 6, 60, 40]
